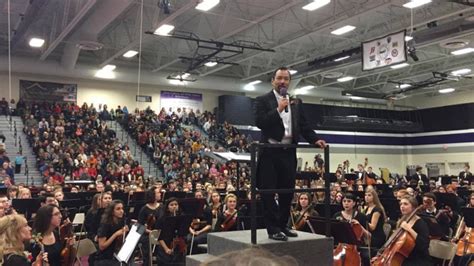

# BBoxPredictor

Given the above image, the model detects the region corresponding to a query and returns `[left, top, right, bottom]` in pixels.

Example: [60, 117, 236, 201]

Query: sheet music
[214, 152, 250, 161]
[115, 224, 143, 263]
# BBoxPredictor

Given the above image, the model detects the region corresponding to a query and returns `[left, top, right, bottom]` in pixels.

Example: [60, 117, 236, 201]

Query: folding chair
[429, 239, 457, 265]
[75, 238, 97, 266]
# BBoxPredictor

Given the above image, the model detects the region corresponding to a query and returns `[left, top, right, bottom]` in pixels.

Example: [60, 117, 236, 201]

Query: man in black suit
[254, 67, 326, 241]
[409, 166, 429, 185]
[459, 164, 473, 185]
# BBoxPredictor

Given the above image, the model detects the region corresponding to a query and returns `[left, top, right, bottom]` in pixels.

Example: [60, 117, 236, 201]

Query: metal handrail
[249, 143, 331, 244]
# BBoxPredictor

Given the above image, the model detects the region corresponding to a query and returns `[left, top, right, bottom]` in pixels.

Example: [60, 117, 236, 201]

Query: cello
[371, 206, 422, 266]
[333, 218, 364, 266]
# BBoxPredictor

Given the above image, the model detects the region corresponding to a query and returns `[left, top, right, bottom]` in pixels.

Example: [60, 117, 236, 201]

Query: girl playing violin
[137, 186, 162, 266]
[289, 193, 319, 232]
[95, 200, 128, 266]
[333, 193, 370, 239]
[216, 194, 240, 232]
[156, 197, 185, 266]
[32, 205, 72, 266]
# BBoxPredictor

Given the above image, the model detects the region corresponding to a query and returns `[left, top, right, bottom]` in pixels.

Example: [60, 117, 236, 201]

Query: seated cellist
[373, 195, 431, 266]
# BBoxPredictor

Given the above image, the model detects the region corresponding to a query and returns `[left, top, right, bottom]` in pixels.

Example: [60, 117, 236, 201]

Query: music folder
[114, 223, 145, 264]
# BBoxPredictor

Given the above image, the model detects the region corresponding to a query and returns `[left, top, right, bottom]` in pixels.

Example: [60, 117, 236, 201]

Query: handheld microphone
[279, 85, 289, 113]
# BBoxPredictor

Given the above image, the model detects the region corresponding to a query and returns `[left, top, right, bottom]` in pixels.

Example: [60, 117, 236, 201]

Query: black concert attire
[137, 204, 162, 266]
[30, 231, 62, 266]
[401, 218, 432, 266]
[254, 89, 320, 236]
[2, 254, 29, 266]
[459, 170, 473, 185]
[155, 212, 186, 266]
[408, 172, 429, 185]
[94, 218, 125, 266]
[186, 206, 212, 254]
[364, 206, 386, 249]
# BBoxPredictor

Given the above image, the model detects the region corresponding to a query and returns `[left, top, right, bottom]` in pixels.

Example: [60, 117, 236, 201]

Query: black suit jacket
[254, 90, 319, 144]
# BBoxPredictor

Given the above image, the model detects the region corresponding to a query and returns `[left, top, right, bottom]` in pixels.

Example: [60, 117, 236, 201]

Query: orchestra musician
[155, 197, 186, 266]
[458, 164, 472, 185]
[420, 192, 451, 239]
[187, 190, 212, 255]
[137, 186, 162, 266]
[208, 191, 223, 231]
[32, 205, 73, 266]
[215, 194, 241, 232]
[0, 214, 49, 266]
[373, 195, 431, 266]
[95, 200, 128, 266]
[363, 188, 387, 250]
[289, 193, 319, 232]
[452, 192, 474, 266]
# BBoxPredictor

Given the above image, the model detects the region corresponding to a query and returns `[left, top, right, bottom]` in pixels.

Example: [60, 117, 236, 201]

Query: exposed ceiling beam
[100, 0, 196, 68]
[151, 0, 304, 72]
[10, 0, 48, 48]
[40, 0, 97, 60]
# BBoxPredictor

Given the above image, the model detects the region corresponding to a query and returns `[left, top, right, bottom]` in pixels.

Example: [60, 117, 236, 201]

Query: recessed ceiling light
[205, 61, 218, 67]
[289, 69, 298, 75]
[95, 69, 116, 79]
[154, 24, 175, 36]
[102, 64, 116, 71]
[403, 0, 432, 9]
[405, 36, 413, 41]
[451, 47, 474, 56]
[439, 88, 455, 94]
[248, 80, 262, 85]
[181, 72, 190, 79]
[391, 63, 410, 69]
[195, 0, 220, 11]
[334, 55, 350, 62]
[350, 96, 364, 100]
[331, 25, 356, 35]
[337, 76, 354, 82]
[169, 79, 187, 86]
[397, 84, 411, 89]
[451, 68, 471, 76]
[29, 37, 45, 48]
[299, 85, 315, 90]
[243, 84, 256, 91]
[123, 50, 138, 58]
[302, 0, 330, 11]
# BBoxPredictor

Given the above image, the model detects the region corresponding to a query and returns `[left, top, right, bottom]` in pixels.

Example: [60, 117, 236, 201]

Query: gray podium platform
[186, 229, 333, 265]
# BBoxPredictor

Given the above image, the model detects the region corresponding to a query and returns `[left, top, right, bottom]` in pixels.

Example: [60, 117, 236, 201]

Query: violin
[371, 206, 423, 266]
[191, 218, 207, 230]
[453, 208, 474, 257]
[146, 213, 157, 231]
[292, 205, 312, 231]
[59, 220, 76, 266]
[220, 205, 244, 231]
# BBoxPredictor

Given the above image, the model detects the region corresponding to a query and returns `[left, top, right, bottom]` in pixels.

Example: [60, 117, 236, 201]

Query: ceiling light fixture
[299, 85, 315, 90]
[248, 80, 262, 85]
[331, 25, 356, 35]
[439, 88, 455, 94]
[169, 79, 187, 86]
[123, 50, 138, 58]
[204, 61, 218, 67]
[29, 37, 45, 48]
[243, 84, 256, 91]
[302, 0, 331, 11]
[451, 47, 474, 55]
[289, 69, 298, 75]
[398, 84, 412, 89]
[405, 36, 413, 41]
[334, 55, 350, 62]
[451, 68, 471, 76]
[195, 0, 220, 11]
[337, 76, 354, 82]
[154, 24, 175, 36]
[403, 0, 432, 9]
[390, 63, 410, 69]
[102, 65, 116, 71]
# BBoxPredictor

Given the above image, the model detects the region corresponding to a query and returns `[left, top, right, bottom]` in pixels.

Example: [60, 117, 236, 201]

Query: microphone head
[279, 85, 288, 96]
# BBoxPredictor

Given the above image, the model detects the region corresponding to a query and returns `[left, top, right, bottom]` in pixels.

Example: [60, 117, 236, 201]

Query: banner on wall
[20, 80, 77, 103]
[362, 30, 407, 71]
[160, 91, 203, 112]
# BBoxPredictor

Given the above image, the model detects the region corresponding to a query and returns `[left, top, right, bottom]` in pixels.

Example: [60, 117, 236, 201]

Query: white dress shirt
[273, 89, 292, 140]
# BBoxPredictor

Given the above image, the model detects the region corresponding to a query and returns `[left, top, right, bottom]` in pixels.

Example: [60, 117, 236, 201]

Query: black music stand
[163, 191, 187, 201]
[314, 203, 343, 218]
[160, 214, 193, 239]
[307, 217, 360, 245]
[179, 198, 206, 218]
[460, 207, 474, 227]
[434, 192, 459, 211]
[345, 173, 358, 182]
[418, 213, 445, 238]
[12, 198, 41, 220]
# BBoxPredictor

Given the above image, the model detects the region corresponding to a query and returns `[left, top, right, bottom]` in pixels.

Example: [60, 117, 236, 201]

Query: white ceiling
[1, 0, 474, 104]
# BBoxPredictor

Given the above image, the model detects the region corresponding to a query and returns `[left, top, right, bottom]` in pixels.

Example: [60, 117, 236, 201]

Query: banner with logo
[160, 91, 203, 113]
[362, 30, 407, 71]
[20, 80, 77, 103]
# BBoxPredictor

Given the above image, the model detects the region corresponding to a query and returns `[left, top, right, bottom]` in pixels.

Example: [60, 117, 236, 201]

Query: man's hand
[315, 139, 327, 149]
[277, 97, 289, 113]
